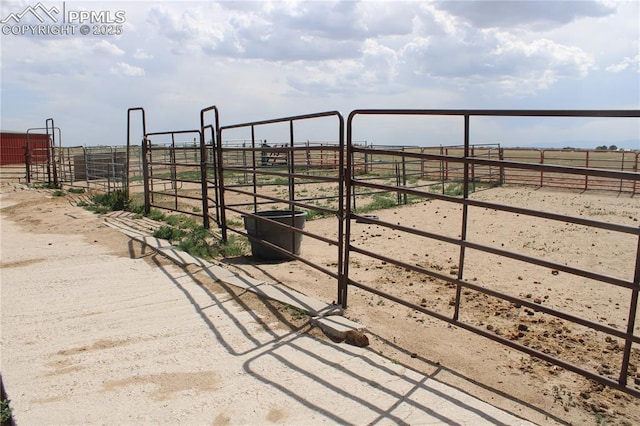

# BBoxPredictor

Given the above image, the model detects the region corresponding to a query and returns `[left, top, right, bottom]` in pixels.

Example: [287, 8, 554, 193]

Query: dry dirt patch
[2, 181, 639, 425]
[224, 185, 640, 425]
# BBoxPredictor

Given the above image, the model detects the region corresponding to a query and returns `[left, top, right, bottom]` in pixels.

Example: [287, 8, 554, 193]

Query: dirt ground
[1, 179, 639, 425]
[222, 184, 640, 425]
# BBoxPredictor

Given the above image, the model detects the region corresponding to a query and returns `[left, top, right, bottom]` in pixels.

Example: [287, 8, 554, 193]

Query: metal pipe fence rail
[344, 109, 640, 398]
[217, 111, 346, 304]
[499, 148, 640, 193]
[56, 146, 85, 185]
[43, 145, 145, 194]
[141, 130, 208, 223]
[200, 105, 222, 229]
[24, 125, 61, 185]
[114, 105, 640, 398]
[348, 143, 503, 211]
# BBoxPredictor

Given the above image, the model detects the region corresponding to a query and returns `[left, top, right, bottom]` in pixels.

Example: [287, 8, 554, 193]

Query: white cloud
[435, 0, 617, 31]
[133, 48, 152, 60]
[92, 40, 125, 56]
[606, 54, 640, 73]
[0, 1, 637, 149]
[110, 62, 145, 77]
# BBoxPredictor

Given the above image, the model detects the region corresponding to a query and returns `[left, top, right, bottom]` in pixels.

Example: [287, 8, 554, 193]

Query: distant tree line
[562, 145, 620, 150]
[595, 145, 619, 151]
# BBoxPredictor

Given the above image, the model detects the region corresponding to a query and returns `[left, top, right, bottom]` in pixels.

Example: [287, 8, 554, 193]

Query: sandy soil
[223, 185, 640, 425]
[1, 180, 639, 425]
[0, 181, 539, 426]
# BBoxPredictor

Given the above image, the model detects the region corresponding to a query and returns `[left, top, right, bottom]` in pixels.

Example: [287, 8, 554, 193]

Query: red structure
[0, 131, 51, 165]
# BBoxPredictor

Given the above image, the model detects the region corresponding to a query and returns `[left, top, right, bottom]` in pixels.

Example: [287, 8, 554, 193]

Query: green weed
[32, 182, 60, 190]
[154, 220, 246, 260]
[287, 305, 307, 321]
[78, 189, 144, 215]
[154, 225, 186, 242]
[444, 183, 464, 197]
[356, 193, 397, 214]
[176, 227, 245, 259]
[226, 218, 244, 227]
[304, 209, 332, 221]
[1, 399, 12, 425]
[148, 209, 166, 221]
[165, 215, 182, 227]
[90, 190, 128, 211]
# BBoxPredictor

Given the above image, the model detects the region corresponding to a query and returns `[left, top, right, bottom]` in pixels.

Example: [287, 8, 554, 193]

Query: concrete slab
[157, 246, 213, 268]
[244, 284, 338, 317]
[107, 218, 343, 318]
[211, 269, 266, 289]
[0, 196, 538, 425]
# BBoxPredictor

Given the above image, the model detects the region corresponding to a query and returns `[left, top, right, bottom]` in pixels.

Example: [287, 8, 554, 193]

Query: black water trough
[243, 210, 307, 260]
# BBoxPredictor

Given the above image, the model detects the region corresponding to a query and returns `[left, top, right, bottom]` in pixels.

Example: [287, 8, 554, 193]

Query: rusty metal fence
[217, 111, 345, 303]
[10, 108, 639, 397]
[24, 122, 61, 186]
[344, 109, 640, 397]
[126, 105, 220, 227]
[501, 148, 639, 192]
[141, 130, 207, 220]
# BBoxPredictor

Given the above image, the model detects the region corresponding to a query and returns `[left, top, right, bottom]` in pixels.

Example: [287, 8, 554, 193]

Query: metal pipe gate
[344, 109, 640, 397]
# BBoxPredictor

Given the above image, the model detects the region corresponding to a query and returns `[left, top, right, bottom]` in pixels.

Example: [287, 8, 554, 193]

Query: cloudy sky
[1, 0, 639, 149]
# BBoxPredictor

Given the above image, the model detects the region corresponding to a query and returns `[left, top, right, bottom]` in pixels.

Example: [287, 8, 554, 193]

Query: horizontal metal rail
[218, 110, 345, 304]
[345, 108, 640, 397]
[127, 105, 639, 398]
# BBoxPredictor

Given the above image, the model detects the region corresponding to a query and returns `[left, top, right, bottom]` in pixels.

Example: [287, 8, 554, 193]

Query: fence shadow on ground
[129, 238, 559, 425]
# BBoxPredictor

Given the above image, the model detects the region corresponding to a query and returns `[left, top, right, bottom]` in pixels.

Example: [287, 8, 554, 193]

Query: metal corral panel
[0, 132, 50, 165]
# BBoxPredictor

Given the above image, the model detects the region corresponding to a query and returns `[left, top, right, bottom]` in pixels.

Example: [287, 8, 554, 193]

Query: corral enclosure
[133, 108, 640, 400]
[7, 108, 640, 402]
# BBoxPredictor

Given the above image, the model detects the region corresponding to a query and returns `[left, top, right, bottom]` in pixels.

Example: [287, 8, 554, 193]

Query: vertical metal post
[25, 139, 31, 183]
[539, 150, 544, 187]
[45, 132, 52, 185]
[395, 161, 401, 205]
[200, 105, 219, 229]
[126, 108, 146, 198]
[289, 120, 296, 256]
[217, 130, 228, 242]
[336, 114, 346, 309]
[142, 138, 150, 215]
[251, 128, 258, 213]
[634, 153, 639, 195]
[342, 112, 356, 308]
[198, 130, 210, 229]
[364, 141, 369, 175]
[499, 147, 505, 185]
[619, 234, 640, 386]
[46, 118, 58, 188]
[620, 151, 625, 193]
[454, 114, 471, 322]
[243, 142, 248, 184]
[351, 147, 358, 212]
[445, 147, 449, 181]
[440, 146, 445, 194]
[171, 133, 178, 209]
[402, 149, 408, 204]
[585, 150, 590, 191]
[470, 145, 476, 192]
